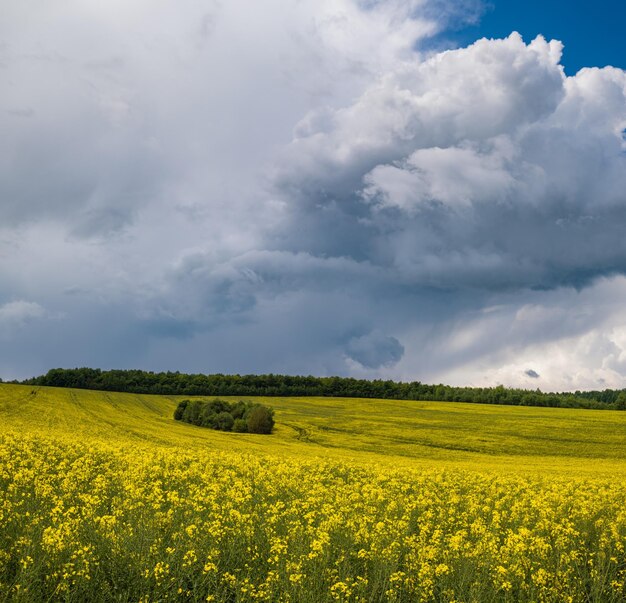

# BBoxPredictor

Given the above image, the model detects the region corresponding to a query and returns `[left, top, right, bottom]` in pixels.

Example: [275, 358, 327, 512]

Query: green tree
[215, 411, 235, 431]
[173, 399, 189, 421]
[246, 406, 275, 434]
[233, 418, 248, 433]
[182, 400, 203, 425]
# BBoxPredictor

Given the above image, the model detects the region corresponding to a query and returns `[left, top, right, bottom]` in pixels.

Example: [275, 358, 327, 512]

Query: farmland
[1, 383, 626, 601]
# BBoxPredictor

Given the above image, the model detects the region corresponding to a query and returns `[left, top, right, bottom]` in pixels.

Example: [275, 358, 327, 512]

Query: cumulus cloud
[274, 33, 626, 290]
[2, 1, 626, 390]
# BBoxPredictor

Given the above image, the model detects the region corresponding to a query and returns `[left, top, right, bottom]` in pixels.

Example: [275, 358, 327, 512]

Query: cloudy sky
[2, 0, 626, 391]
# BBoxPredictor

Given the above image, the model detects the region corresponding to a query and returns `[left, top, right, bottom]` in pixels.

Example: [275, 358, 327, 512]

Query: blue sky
[454, 0, 626, 74]
[1, 0, 626, 390]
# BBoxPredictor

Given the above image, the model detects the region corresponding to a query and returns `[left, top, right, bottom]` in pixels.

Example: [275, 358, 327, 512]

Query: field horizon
[2, 382, 626, 476]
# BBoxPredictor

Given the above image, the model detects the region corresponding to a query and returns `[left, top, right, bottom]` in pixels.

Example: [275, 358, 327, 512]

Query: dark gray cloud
[2, 2, 626, 391]
[345, 331, 405, 369]
[0, 301, 46, 334]
[525, 369, 540, 379]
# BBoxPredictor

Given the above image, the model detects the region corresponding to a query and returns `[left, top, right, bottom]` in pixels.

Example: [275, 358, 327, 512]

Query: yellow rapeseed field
[1, 383, 625, 602]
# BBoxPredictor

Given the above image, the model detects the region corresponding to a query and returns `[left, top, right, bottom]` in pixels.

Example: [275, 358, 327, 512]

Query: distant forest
[15, 367, 626, 410]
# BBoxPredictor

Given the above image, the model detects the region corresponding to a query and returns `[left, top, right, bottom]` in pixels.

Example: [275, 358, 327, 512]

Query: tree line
[17, 367, 626, 410]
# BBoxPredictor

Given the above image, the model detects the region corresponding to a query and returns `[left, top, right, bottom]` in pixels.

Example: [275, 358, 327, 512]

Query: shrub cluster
[174, 399, 275, 434]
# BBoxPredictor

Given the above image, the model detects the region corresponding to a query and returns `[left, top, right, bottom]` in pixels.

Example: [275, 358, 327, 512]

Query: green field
[1, 383, 626, 602]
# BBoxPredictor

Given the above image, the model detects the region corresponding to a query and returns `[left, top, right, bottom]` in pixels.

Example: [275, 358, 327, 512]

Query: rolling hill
[2, 382, 626, 475]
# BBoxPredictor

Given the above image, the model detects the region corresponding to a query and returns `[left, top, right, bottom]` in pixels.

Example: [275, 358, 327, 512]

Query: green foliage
[231, 400, 248, 420]
[246, 405, 275, 434]
[182, 400, 203, 426]
[174, 399, 274, 434]
[232, 418, 248, 433]
[215, 411, 234, 431]
[173, 399, 187, 421]
[22, 367, 626, 411]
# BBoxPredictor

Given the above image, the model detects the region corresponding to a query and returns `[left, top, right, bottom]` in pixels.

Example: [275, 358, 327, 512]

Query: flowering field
[1, 384, 626, 602]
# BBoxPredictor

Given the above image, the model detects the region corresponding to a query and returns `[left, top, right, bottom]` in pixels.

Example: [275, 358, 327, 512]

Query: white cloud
[363, 139, 518, 211]
[274, 33, 626, 290]
[407, 276, 626, 391]
[2, 2, 626, 390]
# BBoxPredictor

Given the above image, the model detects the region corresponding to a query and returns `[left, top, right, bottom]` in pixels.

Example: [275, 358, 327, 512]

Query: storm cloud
[1, 1, 626, 390]
[273, 33, 626, 290]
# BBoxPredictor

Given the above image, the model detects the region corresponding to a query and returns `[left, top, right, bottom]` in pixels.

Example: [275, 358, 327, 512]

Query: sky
[1, 0, 625, 391]
[450, 0, 626, 75]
